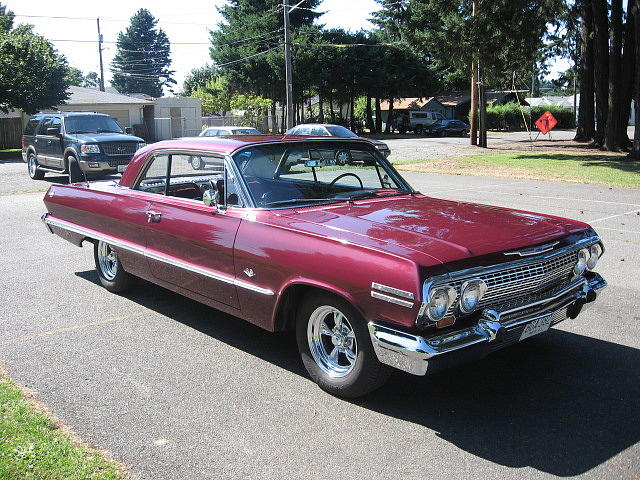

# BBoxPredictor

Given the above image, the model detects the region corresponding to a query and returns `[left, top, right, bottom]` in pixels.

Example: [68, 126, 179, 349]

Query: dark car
[21, 112, 145, 182]
[285, 123, 391, 158]
[430, 119, 470, 137]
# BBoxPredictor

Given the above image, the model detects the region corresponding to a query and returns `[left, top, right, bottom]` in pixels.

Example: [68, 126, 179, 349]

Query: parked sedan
[285, 123, 391, 158]
[42, 135, 606, 397]
[430, 119, 470, 136]
[200, 126, 262, 136]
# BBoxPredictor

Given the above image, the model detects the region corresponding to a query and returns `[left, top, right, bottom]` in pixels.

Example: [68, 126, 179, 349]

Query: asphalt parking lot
[1, 153, 639, 479]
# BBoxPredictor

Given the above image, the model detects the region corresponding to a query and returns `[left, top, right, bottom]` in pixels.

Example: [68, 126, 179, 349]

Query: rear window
[23, 117, 42, 135]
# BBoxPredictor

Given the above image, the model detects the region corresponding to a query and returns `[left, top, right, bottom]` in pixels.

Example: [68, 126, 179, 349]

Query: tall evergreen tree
[111, 9, 175, 97]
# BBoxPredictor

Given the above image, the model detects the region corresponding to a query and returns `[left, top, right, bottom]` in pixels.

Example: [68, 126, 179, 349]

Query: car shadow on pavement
[359, 330, 640, 477]
[75, 269, 640, 477]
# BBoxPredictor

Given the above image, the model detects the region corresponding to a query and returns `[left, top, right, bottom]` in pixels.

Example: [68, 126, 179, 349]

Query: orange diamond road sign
[535, 111, 558, 135]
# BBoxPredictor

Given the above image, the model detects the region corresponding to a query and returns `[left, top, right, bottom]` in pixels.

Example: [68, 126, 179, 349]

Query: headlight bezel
[587, 243, 602, 270]
[136, 142, 147, 151]
[458, 278, 488, 314]
[423, 284, 457, 322]
[80, 144, 101, 154]
[574, 247, 590, 276]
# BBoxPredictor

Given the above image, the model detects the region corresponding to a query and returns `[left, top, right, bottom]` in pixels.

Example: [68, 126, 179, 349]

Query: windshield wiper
[264, 198, 340, 207]
[338, 190, 408, 201]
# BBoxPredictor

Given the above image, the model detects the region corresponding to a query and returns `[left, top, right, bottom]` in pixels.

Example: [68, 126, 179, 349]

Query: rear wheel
[296, 292, 391, 398]
[27, 153, 45, 180]
[94, 241, 132, 293]
[414, 125, 423, 135]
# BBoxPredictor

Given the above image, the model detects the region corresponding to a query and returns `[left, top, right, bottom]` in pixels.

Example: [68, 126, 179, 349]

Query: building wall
[154, 97, 203, 139]
[54, 104, 145, 128]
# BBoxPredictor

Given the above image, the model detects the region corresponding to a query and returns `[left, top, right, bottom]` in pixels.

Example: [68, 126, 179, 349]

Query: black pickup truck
[21, 112, 145, 182]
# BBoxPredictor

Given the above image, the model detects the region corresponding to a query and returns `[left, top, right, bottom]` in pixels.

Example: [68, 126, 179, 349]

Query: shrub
[479, 103, 576, 131]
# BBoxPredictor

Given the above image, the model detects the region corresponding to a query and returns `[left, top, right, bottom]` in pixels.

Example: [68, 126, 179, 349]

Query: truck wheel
[398, 126, 406, 134]
[27, 153, 45, 180]
[67, 154, 84, 183]
[94, 241, 132, 293]
[414, 125, 423, 135]
[296, 292, 391, 398]
[190, 156, 205, 170]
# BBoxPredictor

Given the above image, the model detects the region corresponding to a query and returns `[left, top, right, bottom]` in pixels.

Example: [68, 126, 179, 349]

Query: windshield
[325, 126, 358, 138]
[232, 141, 411, 208]
[65, 115, 124, 134]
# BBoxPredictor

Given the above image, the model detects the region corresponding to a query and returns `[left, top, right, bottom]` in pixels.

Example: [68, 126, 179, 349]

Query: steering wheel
[328, 172, 364, 188]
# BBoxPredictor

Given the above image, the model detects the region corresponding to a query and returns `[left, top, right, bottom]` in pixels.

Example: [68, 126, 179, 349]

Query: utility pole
[478, 62, 487, 148]
[97, 18, 105, 92]
[283, 0, 294, 129]
[469, 0, 478, 145]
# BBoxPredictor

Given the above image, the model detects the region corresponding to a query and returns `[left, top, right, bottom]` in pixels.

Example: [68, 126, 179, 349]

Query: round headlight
[574, 248, 590, 276]
[426, 285, 457, 321]
[459, 279, 488, 313]
[587, 243, 602, 270]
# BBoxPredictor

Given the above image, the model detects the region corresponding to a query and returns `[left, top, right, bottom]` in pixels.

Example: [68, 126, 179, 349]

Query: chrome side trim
[371, 291, 414, 308]
[370, 272, 607, 376]
[371, 282, 415, 300]
[43, 215, 274, 296]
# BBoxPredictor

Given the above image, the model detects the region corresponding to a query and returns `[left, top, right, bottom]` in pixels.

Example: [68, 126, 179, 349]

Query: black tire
[296, 291, 391, 398]
[414, 125, 423, 135]
[27, 152, 45, 180]
[398, 126, 407, 134]
[67, 154, 84, 183]
[93, 241, 132, 293]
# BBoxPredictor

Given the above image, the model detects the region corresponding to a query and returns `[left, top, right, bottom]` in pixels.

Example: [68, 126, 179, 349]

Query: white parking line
[597, 226, 640, 234]
[589, 209, 640, 223]
[424, 181, 522, 193]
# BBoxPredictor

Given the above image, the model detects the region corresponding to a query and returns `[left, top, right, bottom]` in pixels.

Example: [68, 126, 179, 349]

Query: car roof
[205, 126, 257, 130]
[292, 124, 343, 129]
[32, 112, 111, 118]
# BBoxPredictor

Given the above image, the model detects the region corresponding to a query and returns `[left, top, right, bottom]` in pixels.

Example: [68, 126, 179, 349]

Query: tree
[84, 71, 99, 88]
[632, 0, 640, 160]
[111, 9, 175, 97]
[65, 66, 85, 86]
[0, 25, 69, 113]
[575, 0, 595, 141]
[192, 77, 233, 116]
[0, 2, 14, 33]
[181, 64, 217, 96]
[605, 0, 623, 151]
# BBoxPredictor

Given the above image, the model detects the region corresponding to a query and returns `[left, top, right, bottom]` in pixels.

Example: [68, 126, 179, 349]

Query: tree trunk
[328, 90, 335, 122]
[270, 102, 277, 133]
[318, 91, 325, 123]
[631, 0, 640, 160]
[365, 95, 373, 133]
[280, 104, 286, 133]
[592, 0, 609, 147]
[470, 0, 478, 145]
[384, 98, 394, 134]
[605, 0, 623, 151]
[375, 98, 382, 133]
[575, 0, 595, 142]
[617, 0, 636, 149]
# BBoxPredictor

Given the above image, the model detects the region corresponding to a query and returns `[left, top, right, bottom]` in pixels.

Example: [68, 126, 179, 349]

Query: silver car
[200, 126, 262, 137]
[284, 124, 391, 158]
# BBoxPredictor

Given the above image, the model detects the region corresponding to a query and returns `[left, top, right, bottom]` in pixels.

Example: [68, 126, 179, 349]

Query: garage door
[97, 110, 131, 129]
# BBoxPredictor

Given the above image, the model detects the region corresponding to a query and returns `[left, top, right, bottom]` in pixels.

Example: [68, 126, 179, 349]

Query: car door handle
[146, 210, 162, 223]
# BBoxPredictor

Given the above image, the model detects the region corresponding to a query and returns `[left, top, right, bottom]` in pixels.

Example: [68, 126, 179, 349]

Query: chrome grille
[441, 249, 578, 314]
[102, 142, 137, 156]
[107, 158, 131, 167]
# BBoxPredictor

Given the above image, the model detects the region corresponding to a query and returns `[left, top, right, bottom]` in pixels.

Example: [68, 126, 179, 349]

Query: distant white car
[200, 126, 262, 136]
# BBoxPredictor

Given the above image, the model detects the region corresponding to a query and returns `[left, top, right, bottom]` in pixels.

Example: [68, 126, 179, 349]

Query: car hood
[278, 195, 590, 264]
[69, 133, 144, 143]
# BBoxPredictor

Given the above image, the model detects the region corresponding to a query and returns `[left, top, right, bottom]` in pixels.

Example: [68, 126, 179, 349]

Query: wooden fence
[0, 117, 23, 149]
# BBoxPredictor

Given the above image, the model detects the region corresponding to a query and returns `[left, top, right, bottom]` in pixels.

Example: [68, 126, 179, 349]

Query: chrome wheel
[307, 305, 357, 378]
[28, 155, 37, 177]
[191, 156, 204, 170]
[97, 241, 118, 281]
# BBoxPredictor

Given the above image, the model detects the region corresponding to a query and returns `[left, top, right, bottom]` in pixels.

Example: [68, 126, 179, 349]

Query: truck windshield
[232, 141, 412, 208]
[65, 116, 124, 134]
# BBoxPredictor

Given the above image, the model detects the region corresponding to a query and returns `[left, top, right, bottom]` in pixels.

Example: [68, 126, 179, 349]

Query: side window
[24, 118, 42, 135]
[205, 129, 218, 136]
[48, 117, 62, 134]
[38, 117, 53, 135]
[135, 153, 243, 207]
[310, 127, 328, 136]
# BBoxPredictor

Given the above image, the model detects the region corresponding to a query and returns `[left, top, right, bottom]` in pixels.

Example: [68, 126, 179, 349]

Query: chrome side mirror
[202, 188, 217, 207]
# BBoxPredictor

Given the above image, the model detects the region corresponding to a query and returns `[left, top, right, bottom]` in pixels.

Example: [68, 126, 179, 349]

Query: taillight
[21, 136, 25, 148]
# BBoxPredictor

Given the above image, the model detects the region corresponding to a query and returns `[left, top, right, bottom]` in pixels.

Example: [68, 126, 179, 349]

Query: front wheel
[67, 154, 84, 183]
[190, 156, 205, 170]
[296, 292, 391, 398]
[94, 241, 132, 293]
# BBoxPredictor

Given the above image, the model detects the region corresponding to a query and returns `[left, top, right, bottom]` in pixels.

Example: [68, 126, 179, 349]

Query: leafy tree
[230, 93, 272, 127]
[65, 66, 85, 86]
[181, 64, 217, 96]
[0, 25, 69, 113]
[84, 71, 99, 88]
[0, 2, 14, 33]
[192, 77, 233, 115]
[111, 9, 175, 97]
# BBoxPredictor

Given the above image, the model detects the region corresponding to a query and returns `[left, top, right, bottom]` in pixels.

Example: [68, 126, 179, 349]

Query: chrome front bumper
[368, 273, 607, 376]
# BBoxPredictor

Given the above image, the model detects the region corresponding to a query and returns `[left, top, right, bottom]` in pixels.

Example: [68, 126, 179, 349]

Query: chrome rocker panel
[368, 272, 607, 376]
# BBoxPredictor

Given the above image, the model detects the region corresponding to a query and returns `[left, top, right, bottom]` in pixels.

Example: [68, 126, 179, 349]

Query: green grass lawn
[0, 374, 127, 480]
[397, 152, 640, 188]
[0, 149, 20, 160]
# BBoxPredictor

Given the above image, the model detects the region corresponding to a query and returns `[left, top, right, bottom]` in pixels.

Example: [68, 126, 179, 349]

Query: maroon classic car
[41, 135, 606, 397]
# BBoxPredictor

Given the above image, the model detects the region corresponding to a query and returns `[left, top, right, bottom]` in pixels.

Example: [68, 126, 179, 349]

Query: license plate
[519, 315, 553, 341]
[117, 164, 127, 173]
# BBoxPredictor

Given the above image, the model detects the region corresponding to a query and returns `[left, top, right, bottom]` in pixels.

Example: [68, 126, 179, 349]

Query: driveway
[1, 163, 639, 479]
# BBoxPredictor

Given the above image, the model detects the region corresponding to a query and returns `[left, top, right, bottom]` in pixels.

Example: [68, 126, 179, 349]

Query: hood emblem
[243, 268, 255, 278]
[504, 241, 559, 257]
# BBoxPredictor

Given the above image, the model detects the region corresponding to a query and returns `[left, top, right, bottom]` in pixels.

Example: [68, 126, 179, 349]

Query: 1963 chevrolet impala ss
[41, 135, 607, 397]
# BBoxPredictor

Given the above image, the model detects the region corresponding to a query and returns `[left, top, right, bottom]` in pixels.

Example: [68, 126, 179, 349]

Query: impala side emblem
[504, 241, 560, 257]
[243, 268, 255, 278]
